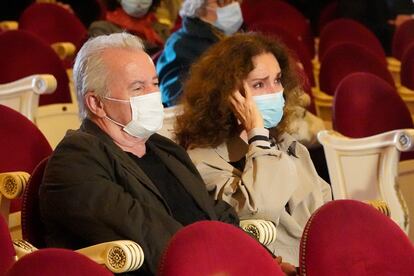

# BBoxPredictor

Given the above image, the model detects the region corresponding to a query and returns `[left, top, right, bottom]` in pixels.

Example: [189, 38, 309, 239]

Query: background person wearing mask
[156, 0, 244, 107]
[174, 33, 332, 266]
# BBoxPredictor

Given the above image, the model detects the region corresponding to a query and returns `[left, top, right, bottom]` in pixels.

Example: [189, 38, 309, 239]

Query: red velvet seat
[19, 3, 88, 55]
[5, 248, 112, 276]
[241, 0, 314, 58]
[392, 19, 414, 61]
[401, 42, 414, 90]
[0, 30, 71, 106]
[0, 216, 16, 275]
[333, 72, 414, 160]
[319, 42, 394, 96]
[318, 18, 386, 63]
[158, 221, 284, 276]
[317, 1, 338, 35]
[0, 105, 52, 212]
[299, 199, 414, 275]
[21, 157, 49, 248]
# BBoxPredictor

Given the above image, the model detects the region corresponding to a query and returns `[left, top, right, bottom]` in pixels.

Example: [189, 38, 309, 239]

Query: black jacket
[40, 119, 239, 275]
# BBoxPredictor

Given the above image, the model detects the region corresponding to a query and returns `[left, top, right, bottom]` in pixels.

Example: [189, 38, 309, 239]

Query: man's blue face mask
[253, 91, 285, 129]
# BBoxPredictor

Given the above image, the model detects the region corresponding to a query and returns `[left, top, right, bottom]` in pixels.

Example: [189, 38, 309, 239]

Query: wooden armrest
[365, 200, 391, 217]
[240, 219, 277, 246]
[0, 172, 30, 200]
[0, 21, 18, 30]
[76, 240, 144, 273]
[51, 42, 76, 60]
[0, 74, 57, 96]
[318, 129, 414, 152]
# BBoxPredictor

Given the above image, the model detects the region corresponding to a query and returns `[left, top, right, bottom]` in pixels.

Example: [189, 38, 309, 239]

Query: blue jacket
[156, 17, 222, 107]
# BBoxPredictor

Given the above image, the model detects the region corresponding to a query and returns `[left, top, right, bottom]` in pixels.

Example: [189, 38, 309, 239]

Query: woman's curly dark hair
[175, 32, 303, 149]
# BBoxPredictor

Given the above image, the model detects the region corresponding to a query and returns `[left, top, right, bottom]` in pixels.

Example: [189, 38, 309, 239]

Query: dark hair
[175, 32, 303, 149]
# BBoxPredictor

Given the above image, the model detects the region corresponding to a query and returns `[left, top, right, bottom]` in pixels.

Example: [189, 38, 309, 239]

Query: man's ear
[85, 92, 106, 118]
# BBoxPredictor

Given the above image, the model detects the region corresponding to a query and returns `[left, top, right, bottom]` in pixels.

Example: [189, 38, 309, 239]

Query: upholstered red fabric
[241, 0, 314, 58]
[401, 42, 414, 90]
[318, 18, 386, 63]
[392, 19, 414, 60]
[299, 199, 414, 276]
[0, 216, 16, 275]
[333, 72, 414, 160]
[0, 30, 71, 105]
[19, 3, 87, 52]
[319, 42, 394, 96]
[317, 1, 338, 35]
[21, 157, 49, 248]
[0, 105, 52, 212]
[5, 248, 112, 276]
[158, 221, 284, 276]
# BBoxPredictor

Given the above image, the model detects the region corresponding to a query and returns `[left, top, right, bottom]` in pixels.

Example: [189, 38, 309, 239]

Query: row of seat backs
[0, 30, 72, 106]
[316, 1, 414, 60]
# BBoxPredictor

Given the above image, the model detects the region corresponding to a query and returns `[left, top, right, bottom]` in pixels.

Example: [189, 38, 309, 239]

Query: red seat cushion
[319, 18, 386, 62]
[0, 105, 52, 212]
[392, 19, 414, 60]
[158, 221, 284, 276]
[401, 42, 414, 90]
[300, 200, 414, 275]
[0, 216, 15, 275]
[0, 30, 72, 105]
[319, 42, 394, 96]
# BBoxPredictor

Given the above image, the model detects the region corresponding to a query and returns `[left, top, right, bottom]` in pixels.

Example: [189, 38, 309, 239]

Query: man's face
[101, 48, 159, 126]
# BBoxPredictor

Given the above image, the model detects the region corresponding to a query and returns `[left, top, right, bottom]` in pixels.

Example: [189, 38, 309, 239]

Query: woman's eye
[275, 77, 282, 84]
[253, 82, 264, 89]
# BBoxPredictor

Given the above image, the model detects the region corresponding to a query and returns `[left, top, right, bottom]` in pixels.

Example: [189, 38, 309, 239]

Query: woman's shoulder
[187, 145, 219, 164]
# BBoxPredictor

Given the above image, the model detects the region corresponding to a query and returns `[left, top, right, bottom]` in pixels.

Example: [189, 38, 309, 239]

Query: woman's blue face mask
[253, 91, 285, 129]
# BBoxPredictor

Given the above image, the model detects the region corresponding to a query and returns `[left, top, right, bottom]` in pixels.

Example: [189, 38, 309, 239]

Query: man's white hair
[73, 32, 144, 120]
[179, 0, 206, 18]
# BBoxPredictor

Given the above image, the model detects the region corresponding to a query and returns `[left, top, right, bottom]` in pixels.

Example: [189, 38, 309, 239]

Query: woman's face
[245, 52, 283, 96]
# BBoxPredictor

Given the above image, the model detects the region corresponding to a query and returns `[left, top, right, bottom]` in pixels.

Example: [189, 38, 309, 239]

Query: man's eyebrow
[128, 80, 145, 89]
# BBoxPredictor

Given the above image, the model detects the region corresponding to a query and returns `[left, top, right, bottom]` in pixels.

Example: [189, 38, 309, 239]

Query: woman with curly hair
[174, 32, 331, 266]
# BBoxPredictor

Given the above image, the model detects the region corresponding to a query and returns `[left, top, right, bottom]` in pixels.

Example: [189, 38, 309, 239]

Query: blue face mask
[213, 2, 243, 35]
[253, 91, 285, 129]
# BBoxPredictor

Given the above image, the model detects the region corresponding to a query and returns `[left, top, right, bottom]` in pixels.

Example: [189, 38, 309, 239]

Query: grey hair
[179, 0, 206, 18]
[73, 32, 144, 120]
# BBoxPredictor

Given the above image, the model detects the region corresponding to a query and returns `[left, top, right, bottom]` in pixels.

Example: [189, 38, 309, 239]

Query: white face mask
[214, 2, 243, 35]
[120, 0, 152, 18]
[105, 91, 164, 139]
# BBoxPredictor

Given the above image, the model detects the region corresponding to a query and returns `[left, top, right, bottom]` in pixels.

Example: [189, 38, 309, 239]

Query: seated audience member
[157, 0, 244, 107]
[89, 0, 167, 54]
[39, 32, 241, 275]
[174, 33, 332, 266]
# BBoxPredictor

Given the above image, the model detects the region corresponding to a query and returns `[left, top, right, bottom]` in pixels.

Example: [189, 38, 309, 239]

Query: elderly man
[39, 32, 239, 275]
[156, 0, 244, 107]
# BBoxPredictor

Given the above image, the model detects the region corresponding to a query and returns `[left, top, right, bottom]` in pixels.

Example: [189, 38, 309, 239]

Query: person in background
[174, 32, 332, 266]
[157, 0, 244, 107]
[39, 32, 240, 275]
[89, 0, 166, 54]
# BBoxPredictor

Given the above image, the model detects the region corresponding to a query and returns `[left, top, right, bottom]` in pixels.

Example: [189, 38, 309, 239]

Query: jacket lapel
[81, 120, 168, 209]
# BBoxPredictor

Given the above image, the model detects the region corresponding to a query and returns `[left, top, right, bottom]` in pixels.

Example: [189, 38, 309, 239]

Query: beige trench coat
[188, 132, 332, 266]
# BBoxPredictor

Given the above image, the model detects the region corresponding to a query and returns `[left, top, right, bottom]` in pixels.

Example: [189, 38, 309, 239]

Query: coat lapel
[81, 120, 168, 209]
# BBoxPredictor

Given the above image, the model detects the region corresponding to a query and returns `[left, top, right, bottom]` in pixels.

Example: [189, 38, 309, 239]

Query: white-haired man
[40, 32, 239, 275]
[156, 0, 244, 107]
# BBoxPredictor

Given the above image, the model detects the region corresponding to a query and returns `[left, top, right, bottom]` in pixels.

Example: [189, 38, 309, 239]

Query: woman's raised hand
[229, 82, 264, 132]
